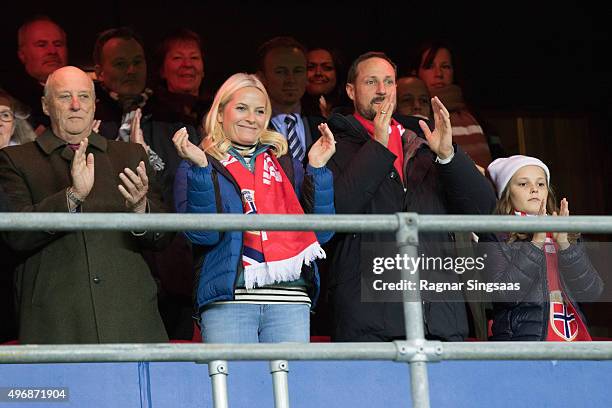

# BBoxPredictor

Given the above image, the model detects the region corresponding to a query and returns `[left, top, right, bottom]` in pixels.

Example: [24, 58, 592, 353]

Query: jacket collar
[327, 113, 369, 142]
[36, 128, 108, 161]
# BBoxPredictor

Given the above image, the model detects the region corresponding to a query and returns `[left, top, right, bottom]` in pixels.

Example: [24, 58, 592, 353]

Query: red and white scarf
[222, 150, 325, 289]
[514, 211, 591, 341]
[354, 112, 405, 183]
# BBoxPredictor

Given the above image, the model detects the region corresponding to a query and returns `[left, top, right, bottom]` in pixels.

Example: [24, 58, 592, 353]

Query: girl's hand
[552, 198, 570, 249]
[172, 127, 208, 167]
[532, 199, 547, 247]
[308, 123, 336, 168]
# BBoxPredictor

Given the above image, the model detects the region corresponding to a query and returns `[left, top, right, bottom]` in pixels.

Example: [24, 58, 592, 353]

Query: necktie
[284, 114, 305, 162]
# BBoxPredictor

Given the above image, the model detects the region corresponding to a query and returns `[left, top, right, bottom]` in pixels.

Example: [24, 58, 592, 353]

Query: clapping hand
[308, 123, 336, 168]
[118, 161, 149, 213]
[532, 199, 547, 247]
[318, 95, 332, 118]
[172, 127, 208, 167]
[130, 108, 148, 149]
[70, 138, 95, 201]
[419, 96, 453, 160]
[552, 198, 570, 249]
[92, 120, 101, 134]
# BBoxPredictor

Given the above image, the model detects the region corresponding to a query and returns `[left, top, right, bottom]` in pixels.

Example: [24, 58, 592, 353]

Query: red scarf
[222, 150, 325, 289]
[353, 112, 405, 182]
[514, 211, 591, 341]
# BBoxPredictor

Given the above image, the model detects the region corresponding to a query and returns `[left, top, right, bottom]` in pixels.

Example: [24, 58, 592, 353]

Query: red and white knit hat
[487, 155, 550, 198]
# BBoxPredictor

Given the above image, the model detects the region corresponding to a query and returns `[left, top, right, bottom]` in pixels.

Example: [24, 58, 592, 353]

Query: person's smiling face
[219, 87, 267, 145]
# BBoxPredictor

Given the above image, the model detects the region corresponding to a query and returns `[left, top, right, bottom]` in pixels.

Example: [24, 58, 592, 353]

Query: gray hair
[11, 118, 37, 145]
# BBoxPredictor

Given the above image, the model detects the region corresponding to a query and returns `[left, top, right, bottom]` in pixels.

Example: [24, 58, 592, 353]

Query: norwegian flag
[551, 301, 578, 341]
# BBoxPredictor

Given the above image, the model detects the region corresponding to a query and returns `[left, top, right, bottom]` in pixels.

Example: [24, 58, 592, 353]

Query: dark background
[1, 1, 610, 112]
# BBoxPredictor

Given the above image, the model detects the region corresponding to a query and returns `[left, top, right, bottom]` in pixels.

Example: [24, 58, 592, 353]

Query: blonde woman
[173, 73, 335, 343]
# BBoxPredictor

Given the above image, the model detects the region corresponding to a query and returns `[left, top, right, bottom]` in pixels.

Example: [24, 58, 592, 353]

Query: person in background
[1, 15, 68, 133]
[150, 28, 210, 131]
[256, 36, 324, 171]
[415, 40, 504, 167]
[396, 76, 431, 119]
[173, 73, 335, 343]
[484, 155, 602, 341]
[302, 47, 349, 118]
[0, 89, 37, 343]
[394, 76, 432, 139]
[0, 66, 169, 344]
[0, 89, 37, 148]
[92, 26, 199, 202]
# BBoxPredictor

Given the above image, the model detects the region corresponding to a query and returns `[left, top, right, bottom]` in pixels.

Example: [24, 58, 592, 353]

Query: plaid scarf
[514, 211, 591, 341]
[222, 149, 325, 289]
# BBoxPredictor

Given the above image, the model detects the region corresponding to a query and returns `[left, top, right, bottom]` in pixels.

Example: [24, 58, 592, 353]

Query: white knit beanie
[487, 155, 550, 198]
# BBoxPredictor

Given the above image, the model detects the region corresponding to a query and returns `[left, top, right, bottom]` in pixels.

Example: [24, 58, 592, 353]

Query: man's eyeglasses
[0, 110, 15, 122]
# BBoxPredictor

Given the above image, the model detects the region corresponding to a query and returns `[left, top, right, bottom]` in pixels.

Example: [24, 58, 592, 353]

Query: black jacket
[326, 113, 496, 341]
[481, 235, 603, 341]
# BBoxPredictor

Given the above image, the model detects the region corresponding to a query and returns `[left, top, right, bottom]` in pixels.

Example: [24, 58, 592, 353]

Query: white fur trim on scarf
[244, 242, 326, 290]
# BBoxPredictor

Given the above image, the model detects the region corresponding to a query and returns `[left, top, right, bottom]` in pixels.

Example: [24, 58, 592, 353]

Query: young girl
[485, 155, 602, 341]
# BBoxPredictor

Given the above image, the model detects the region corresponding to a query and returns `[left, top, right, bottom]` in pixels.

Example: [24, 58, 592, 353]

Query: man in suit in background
[1, 15, 68, 133]
[256, 36, 324, 167]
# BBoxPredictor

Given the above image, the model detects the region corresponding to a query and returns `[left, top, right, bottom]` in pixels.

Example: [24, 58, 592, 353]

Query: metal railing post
[270, 360, 290, 408]
[208, 360, 229, 408]
[397, 213, 430, 408]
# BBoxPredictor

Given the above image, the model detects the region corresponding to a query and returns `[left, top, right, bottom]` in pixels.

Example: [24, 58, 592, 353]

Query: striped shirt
[216, 286, 311, 306]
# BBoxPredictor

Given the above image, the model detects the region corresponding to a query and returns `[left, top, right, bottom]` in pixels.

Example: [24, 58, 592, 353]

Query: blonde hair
[202, 73, 287, 160]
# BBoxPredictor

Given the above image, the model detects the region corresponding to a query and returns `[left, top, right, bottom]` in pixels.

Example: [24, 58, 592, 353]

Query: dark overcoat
[0, 130, 169, 344]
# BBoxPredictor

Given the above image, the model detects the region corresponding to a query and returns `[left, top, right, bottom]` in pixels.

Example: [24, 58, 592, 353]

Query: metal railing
[1, 213, 612, 408]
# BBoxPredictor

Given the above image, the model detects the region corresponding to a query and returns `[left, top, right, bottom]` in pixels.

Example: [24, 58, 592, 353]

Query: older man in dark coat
[0, 66, 169, 344]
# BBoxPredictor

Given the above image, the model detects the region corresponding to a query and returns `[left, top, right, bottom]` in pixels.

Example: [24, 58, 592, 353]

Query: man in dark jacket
[326, 52, 496, 342]
[0, 66, 169, 344]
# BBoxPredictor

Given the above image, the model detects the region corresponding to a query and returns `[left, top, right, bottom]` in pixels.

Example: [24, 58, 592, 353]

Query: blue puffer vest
[174, 150, 334, 314]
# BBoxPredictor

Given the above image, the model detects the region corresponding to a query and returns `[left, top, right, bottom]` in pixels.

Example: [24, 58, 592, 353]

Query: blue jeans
[200, 303, 310, 343]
